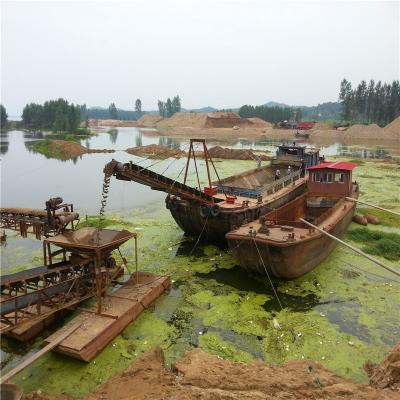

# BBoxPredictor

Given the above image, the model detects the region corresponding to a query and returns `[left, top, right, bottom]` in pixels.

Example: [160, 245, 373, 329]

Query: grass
[32, 139, 59, 159]
[347, 228, 400, 261]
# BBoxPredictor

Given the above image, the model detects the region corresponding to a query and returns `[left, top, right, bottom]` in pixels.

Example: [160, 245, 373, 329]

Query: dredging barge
[226, 161, 359, 279]
[105, 140, 321, 244]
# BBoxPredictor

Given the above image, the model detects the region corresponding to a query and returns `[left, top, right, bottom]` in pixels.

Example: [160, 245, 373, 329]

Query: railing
[264, 170, 301, 196]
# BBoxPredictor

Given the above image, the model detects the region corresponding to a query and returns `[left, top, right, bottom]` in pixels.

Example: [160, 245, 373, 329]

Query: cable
[189, 211, 210, 256]
[253, 238, 283, 310]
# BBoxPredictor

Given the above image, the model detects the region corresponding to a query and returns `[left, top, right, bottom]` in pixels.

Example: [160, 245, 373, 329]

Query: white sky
[1, 0, 399, 115]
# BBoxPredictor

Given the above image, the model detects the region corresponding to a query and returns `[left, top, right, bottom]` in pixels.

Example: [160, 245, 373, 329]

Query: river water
[1, 128, 399, 395]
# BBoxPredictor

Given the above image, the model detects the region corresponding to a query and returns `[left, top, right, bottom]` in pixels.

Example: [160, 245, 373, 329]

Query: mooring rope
[189, 211, 210, 256]
[252, 238, 284, 310]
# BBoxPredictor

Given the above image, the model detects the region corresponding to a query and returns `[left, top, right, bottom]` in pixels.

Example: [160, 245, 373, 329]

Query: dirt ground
[23, 344, 400, 400]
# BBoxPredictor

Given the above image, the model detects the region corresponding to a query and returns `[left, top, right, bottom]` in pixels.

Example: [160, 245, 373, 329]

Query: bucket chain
[99, 160, 118, 217]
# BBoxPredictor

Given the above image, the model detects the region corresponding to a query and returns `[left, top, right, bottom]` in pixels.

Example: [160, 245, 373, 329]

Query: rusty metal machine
[0, 227, 137, 341]
[0, 197, 79, 239]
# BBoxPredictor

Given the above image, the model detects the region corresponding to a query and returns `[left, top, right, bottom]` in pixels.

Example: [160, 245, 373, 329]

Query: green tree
[1, 104, 8, 129]
[158, 100, 165, 117]
[165, 98, 173, 117]
[172, 95, 181, 114]
[108, 103, 118, 119]
[135, 99, 142, 115]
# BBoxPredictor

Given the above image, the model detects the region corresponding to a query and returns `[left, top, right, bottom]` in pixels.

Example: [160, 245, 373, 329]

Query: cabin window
[327, 173, 333, 183]
[315, 172, 320, 182]
[334, 173, 345, 183]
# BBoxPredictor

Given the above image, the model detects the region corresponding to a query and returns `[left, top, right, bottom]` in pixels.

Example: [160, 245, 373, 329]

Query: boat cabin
[271, 144, 320, 169]
[307, 161, 357, 197]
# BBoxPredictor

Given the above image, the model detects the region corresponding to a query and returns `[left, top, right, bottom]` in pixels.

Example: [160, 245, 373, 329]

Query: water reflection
[0, 132, 9, 155]
[107, 129, 119, 145]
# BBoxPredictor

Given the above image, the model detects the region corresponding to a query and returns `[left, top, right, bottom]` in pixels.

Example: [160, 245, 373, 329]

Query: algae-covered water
[1, 131, 399, 396]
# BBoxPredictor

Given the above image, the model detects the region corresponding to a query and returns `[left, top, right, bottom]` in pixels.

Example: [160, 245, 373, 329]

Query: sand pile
[157, 112, 260, 130]
[366, 342, 400, 391]
[247, 117, 273, 128]
[156, 112, 208, 128]
[126, 144, 185, 159]
[136, 115, 164, 127]
[197, 146, 269, 161]
[87, 119, 137, 127]
[48, 140, 115, 160]
[344, 124, 382, 138]
[384, 116, 400, 136]
[312, 122, 332, 130]
[24, 347, 400, 400]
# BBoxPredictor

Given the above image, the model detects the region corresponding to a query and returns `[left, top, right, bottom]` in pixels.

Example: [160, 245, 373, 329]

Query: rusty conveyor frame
[0, 198, 78, 239]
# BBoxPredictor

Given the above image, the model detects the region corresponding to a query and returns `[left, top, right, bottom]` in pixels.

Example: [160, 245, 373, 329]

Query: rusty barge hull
[167, 180, 306, 245]
[226, 191, 358, 279]
[44, 272, 170, 361]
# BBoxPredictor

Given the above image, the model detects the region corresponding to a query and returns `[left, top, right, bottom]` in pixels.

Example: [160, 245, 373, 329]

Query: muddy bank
[86, 119, 137, 127]
[366, 341, 400, 391]
[126, 144, 185, 159]
[24, 345, 400, 400]
[125, 144, 270, 160]
[196, 145, 270, 160]
[33, 140, 115, 160]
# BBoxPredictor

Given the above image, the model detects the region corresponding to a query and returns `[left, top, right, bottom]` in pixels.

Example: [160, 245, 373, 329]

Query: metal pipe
[345, 197, 400, 217]
[299, 218, 400, 277]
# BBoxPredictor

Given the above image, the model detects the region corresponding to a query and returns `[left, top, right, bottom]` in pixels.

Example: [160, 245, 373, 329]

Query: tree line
[238, 105, 303, 123]
[22, 99, 81, 132]
[339, 78, 400, 126]
[158, 96, 181, 118]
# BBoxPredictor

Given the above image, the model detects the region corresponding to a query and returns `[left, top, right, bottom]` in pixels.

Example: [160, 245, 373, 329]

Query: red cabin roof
[307, 161, 357, 171]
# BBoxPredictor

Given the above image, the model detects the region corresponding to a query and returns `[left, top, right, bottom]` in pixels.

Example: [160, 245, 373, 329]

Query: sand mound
[136, 114, 164, 127]
[312, 122, 332, 130]
[47, 140, 114, 160]
[366, 342, 400, 390]
[247, 117, 273, 128]
[344, 124, 382, 137]
[198, 146, 269, 161]
[24, 347, 400, 400]
[87, 119, 137, 127]
[126, 144, 185, 159]
[157, 112, 259, 129]
[384, 116, 400, 135]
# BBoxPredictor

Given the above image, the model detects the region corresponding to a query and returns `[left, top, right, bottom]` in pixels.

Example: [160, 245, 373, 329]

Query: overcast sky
[1, 0, 399, 116]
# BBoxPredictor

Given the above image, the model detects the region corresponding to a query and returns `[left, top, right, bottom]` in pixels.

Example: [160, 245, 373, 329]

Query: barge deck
[44, 272, 170, 361]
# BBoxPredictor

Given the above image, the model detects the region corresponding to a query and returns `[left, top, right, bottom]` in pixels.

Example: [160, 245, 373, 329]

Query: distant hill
[300, 102, 342, 121]
[263, 101, 291, 108]
[262, 101, 342, 121]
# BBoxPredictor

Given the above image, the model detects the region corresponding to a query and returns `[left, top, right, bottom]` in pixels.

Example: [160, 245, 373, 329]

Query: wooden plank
[0, 323, 81, 384]
[45, 273, 170, 361]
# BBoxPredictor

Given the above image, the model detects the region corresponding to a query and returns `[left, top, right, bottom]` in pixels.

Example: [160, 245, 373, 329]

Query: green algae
[3, 154, 400, 395]
[199, 332, 253, 363]
[347, 228, 400, 260]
